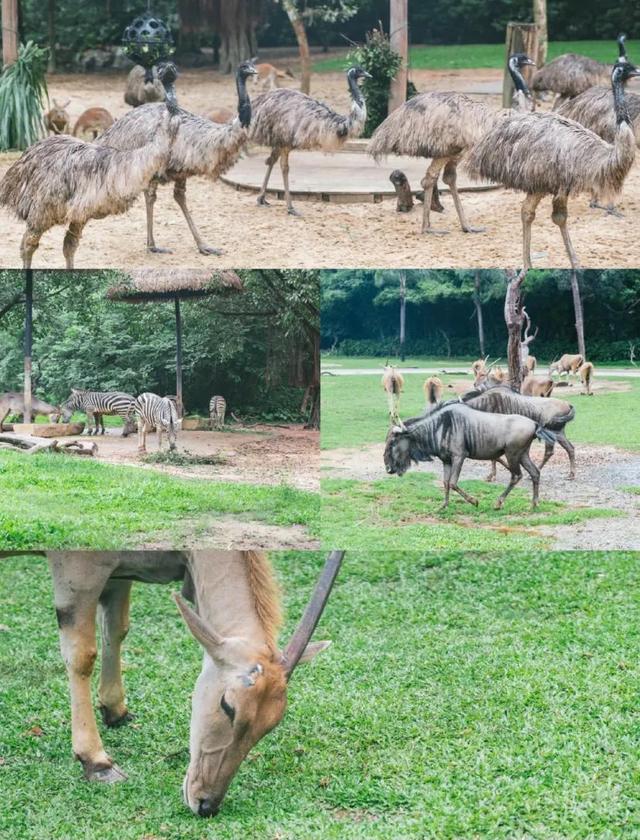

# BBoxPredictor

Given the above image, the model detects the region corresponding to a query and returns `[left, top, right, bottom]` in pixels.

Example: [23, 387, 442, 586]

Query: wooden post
[389, 0, 408, 113]
[1, 0, 19, 66]
[532, 0, 548, 66]
[23, 270, 33, 424]
[503, 22, 539, 108]
[174, 296, 183, 418]
[399, 270, 406, 362]
[570, 271, 586, 359]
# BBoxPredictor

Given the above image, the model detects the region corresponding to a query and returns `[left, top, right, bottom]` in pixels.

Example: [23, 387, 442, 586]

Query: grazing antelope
[471, 356, 490, 378]
[0, 391, 59, 431]
[521, 374, 554, 397]
[0, 549, 343, 817]
[382, 365, 404, 421]
[525, 355, 537, 374]
[579, 361, 595, 394]
[423, 376, 443, 407]
[384, 401, 555, 510]
[549, 354, 584, 380]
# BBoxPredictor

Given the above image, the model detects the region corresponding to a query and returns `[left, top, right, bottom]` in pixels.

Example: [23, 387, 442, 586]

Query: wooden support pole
[23, 269, 33, 424]
[174, 296, 183, 418]
[389, 0, 408, 113]
[533, 0, 548, 67]
[1, 0, 19, 66]
[503, 22, 538, 108]
[399, 270, 406, 362]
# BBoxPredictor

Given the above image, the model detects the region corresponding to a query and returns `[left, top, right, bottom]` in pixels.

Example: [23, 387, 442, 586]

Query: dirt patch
[322, 441, 640, 549]
[2, 67, 639, 269]
[58, 424, 319, 492]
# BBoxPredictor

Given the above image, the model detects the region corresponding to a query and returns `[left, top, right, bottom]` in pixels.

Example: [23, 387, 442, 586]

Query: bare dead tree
[520, 306, 539, 375]
[504, 269, 528, 389]
[473, 270, 485, 356]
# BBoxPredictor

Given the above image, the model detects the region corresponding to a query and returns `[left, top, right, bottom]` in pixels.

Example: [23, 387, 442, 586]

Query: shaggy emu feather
[466, 58, 639, 270]
[368, 54, 535, 235]
[249, 66, 370, 215]
[98, 60, 258, 255]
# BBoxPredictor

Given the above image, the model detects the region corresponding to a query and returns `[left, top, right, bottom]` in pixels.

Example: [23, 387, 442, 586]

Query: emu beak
[362, 70, 373, 79]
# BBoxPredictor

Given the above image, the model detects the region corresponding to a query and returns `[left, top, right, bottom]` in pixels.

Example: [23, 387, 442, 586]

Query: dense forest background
[10, 0, 637, 67]
[321, 270, 640, 361]
[0, 269, 319, 422]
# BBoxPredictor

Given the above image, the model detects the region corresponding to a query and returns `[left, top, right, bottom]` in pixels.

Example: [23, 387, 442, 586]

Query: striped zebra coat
[59, 388, 137, 436]
[209, 395, 227, 430]
[134, 392, 178, 453]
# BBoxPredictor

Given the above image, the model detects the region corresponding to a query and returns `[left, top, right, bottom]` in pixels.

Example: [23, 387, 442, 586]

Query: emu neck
[613, 73, 631, 126]
[236, 73, 251, 128]
[347, 72, 365, 109]
[509, 63, 532, 99]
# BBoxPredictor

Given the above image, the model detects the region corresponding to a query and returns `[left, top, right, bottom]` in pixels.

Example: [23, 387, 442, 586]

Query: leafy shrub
[347, 27, 401, 137]
[0, 41, 49, 151]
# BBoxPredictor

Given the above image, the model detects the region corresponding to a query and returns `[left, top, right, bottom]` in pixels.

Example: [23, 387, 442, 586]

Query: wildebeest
[521, 374, 554, 397]
[381, 365, 404, 421]
[0, 391, 59, 431]
[579, 361, 595, 395]
[0, 549, 342, 817]
[383, 401, 555, 509]
[462, 383, 576, 479]
[549, 353, 584, 379]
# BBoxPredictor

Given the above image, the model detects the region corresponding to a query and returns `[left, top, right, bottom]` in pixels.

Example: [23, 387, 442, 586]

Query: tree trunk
[283, 1, 311, 94]
[473, 270, 485, 356]
[303, 329, 320, 430]
[504, 269, 527, 389]
[503, 23, 538, 107]
[23, 269, 33, 424]
[217, 0, 258, 74]
[1, 0, 19, 66]
[399, 270, 406, 362]
[389, 0, 408, 113]
[47, 0, 56, 73]
[570, 270, 586, 359]
[533, 0, 548, 66]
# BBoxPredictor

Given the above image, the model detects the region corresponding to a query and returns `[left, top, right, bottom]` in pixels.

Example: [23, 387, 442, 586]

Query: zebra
[134, 392, 178, 453]
[209, 395, 227, 430]
[58, 388, 137, 436]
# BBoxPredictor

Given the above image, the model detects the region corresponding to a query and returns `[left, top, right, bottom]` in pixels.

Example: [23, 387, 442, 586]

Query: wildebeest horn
[391, 422, 407, 433]
[281, 550, 344, 680]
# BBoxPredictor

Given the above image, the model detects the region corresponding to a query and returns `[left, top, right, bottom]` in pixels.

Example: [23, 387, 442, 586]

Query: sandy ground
[2, 66, 639, 269]
[322, 440, 640, 550]
[57, 424, 319, 492]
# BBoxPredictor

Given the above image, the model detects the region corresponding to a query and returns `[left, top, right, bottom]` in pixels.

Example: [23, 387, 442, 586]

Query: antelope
[579, 361, 595, 395]
[0, 549, 343, 817]
[382, 365, 404, 422]
[520, 308, 538, 376]
[521, 374, 554, 397]
[525, 355, 537, 373]
[0, 391, 59, 431]
[423, 376, 443, 407]
[549, 354, 584, 380]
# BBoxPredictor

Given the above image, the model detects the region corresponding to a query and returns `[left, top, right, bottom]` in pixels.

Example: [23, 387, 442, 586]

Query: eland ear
[173, 593, 253, 667]
[391, 422, 406, 433]
[297, 640, 332, 664]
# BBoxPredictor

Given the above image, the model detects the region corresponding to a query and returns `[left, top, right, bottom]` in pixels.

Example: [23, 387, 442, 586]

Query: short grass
[0, 452, 318, 549]
[313, 41, 622, 73]
[1, 551, 640, 839]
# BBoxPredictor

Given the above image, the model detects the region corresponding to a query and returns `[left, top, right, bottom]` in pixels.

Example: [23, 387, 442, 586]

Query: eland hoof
[100, 706, 134, 728]
[84, 763, 128, 784]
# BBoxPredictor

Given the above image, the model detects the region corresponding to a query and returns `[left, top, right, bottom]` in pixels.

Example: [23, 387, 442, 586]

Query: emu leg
[442, 159, 484, 233]
[62, 222, 84, 269]
[98, 580, 134, 728]
[521, 193, 543, 269]
[556, 431, 576, 480]
[494, 461, 523, 509]
[449, 457, 478, 507]
[280, 149, 300, 216]
[145, 181, 172, 254]
[173, 176, 223, 256]
[420, 157, 448, 234]
[20, 227, 43, 269]
[257, 148, 281, 206]
[48, 553, 127, 783]
[551, 194, 581, 271]
[520, 450, 541, 508]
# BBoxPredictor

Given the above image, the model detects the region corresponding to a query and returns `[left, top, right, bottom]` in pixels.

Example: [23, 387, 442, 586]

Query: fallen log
[0, 434, 97, 456]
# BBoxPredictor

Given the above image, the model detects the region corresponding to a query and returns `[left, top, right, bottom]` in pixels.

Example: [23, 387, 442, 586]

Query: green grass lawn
[1, 551, 640, 839]
[0, 452, 318, 549]
[313, 41, 624, 73]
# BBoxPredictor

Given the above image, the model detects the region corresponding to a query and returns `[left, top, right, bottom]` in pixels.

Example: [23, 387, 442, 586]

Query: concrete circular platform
[222, 146, 498, 205]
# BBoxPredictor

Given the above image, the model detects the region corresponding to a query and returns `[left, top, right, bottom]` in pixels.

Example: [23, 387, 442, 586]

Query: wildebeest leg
[521, 193, 543, 269]
[494, 461, 523, 509]
[520, 451, 541, 508]
[98, 580, 134, 727]
[145, 181, 172, 254]
[280, 149, 300, 216]
[20, 226, 43, 268]
[442, 158, 484, 233]
[420, 157, 448, 234]
[555, 431, 576, 480]
[448, 457, 478, 507]
[538, 441, 555, 472]
[439, 461, 452, 510]
[62, 222, 84, 270]
[47, 553, 127, 783]
[552, 194, 581, 271]
[257, 148, 281, 206]
[173, 176, 223, 256]
[485, 460, 497, 482]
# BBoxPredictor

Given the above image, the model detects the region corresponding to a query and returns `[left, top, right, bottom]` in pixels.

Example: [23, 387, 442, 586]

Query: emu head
[348, 66, 372, 84]
[175, 551, 341, 818]
[612, 56, 640, 84]
[237, 58, 258, 81]
[509, 53, 536, 72]
[384, 422, 413, 475]
[618, 34, 627, 59]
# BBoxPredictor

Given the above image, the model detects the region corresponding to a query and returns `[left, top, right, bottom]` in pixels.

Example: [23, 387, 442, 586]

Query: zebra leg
[99, 415, 105, 435]
[449, 457, 479, 507]
[494, 459, 523, 510]
[556, 431, 576, 480]
[98, 580, 134, 728]
[157, 425, 164, 451]
[257, 148, 280, 206]
[137, 422, 147, 454]
[520, 450, 541, 509]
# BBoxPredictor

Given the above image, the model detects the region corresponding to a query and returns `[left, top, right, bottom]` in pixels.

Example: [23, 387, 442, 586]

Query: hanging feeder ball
[122, 14, 175, 68]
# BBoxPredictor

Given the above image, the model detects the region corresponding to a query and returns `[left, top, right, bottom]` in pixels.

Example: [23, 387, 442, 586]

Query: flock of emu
[381, 353, 594, 511]
[0, 36, 638, 266]
[0, 387, 228, 455]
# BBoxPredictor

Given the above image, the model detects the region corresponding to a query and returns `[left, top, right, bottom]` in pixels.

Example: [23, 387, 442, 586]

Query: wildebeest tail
[544, 405, 576, 430]
[535, 425, 557, 446]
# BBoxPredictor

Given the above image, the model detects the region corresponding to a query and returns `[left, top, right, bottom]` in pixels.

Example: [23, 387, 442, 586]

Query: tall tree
[472, 270, 485, 356]
[47, 0, 55, 72]
[179, 0, 260, 74]
[533, 0, 548, 66]
[504, 269, 527, 389]
[1, 0, 18, 66]
[570, 270, 587, 359]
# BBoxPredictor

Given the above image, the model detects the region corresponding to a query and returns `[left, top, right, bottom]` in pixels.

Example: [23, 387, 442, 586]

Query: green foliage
[0, 42, 48, 151]
[346, 28, 401, 136]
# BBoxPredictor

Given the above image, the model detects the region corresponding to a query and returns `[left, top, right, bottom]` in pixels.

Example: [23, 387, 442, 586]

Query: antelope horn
[282, 550, 344, 680]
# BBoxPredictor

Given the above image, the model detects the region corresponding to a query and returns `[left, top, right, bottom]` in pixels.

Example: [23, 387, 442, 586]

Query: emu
[0, 549, 342, 816]
[462, 382, 576, 479]
[98, 59, 258, 255]
[0, 63, 179, 268]
[384, 401, 555, 510]
[466, 58, 640, 270]
[368, 53, 535, 235]
[250, 66, 371, 215]
[382, 365, 404, 421]
[124, 64, 166, 107]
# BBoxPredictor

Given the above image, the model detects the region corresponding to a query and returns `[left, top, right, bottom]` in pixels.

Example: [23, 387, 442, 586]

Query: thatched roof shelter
[107, 269, 244, 415]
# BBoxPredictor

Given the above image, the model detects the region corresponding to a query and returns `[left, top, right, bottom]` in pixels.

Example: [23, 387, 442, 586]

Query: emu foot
[568, 471, 576, 480]
[421, 227, 450, 236]
[461, 225, 486, 234]
[287, 207, 303, 217]
[256, 195, 271, 206]
[100, 705, 134, 728]
[589, 199, 624, 219]
[83, 762, 128, 784]
[148, 245, 173, 254]
[198, 244, 224, 256]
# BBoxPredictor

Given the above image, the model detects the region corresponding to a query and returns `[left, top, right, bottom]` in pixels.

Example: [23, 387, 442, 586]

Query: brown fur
[382, 365, 404, 418]
[525, 355, 537, 373]
[245, 550, 283, 653]
[73, 108, 115, 140]
[251, 63, 295, 92]
[521, 374, 554, 397]
[579, 361, 594, 394]
[205, 107, 235, 124]
[45, 99, 71, 135]
[550, 354, 584, 376]
[423, 376, 443, 405]
[0, 391, 59, 430]
[124, 65, 165, 108]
